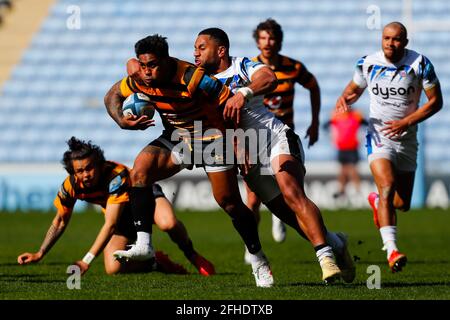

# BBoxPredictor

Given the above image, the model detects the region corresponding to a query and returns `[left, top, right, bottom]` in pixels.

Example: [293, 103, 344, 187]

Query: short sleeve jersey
[352, 49, 439, 136]
[54, 161, 129, 216]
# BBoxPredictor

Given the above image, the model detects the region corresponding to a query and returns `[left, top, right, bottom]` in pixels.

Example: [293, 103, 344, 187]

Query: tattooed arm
[17, 210, 72, 264]
[104, 80, 154, 130]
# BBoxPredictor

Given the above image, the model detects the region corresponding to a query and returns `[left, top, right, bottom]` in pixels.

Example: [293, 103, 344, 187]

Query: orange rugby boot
[368, 192, 380, 229]
[191, 253, 216, 276]
[388, 250, 407, 273]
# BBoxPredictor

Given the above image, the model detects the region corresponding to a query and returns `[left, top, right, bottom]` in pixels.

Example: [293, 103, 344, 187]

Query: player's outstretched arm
[17, 211, 71, 265]
[73, 203, 123, 275]
[104, 81, 154, 130]
[381, 83, 443, 138]
[335, 81, 365, 113]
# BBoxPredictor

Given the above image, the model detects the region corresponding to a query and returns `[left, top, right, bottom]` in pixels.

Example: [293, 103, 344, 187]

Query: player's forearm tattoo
[39, 223, 65, 255]
[104, 81, 124, 125]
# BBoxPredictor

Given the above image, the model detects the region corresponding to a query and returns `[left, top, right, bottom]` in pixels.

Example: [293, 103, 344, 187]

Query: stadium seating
[0, 0, 449, 174]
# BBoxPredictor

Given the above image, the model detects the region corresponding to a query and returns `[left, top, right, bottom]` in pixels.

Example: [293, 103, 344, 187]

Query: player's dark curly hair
[61, 137, 105, 174]
[253, 18, 283, 49]
[198, 27, 230, 50]
[135, 34, 169, 58]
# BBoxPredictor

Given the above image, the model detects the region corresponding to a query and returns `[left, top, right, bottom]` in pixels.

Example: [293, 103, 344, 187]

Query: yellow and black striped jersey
[253, 55, 316, 129]
[54, 161, 129, 217]
[120, 58, 232, 140]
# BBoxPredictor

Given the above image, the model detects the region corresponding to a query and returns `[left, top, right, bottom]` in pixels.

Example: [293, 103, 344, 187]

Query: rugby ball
[122, 93, 155, 119]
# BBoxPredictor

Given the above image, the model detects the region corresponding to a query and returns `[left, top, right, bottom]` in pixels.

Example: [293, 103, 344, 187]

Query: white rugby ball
[122, 93, 155, 119]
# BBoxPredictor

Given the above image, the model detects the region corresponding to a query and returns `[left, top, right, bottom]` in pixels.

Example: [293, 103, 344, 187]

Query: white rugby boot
[113, 243, 155, 262]
[252, 259, 274, 288]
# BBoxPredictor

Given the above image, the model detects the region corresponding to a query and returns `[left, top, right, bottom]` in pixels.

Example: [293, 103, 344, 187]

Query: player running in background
[323, 108, 367, 199]
[188, 27, 351, 283]
[104, 35, 274, 287]
[17, 137, 209, 275]
[335, 22, 443, 272]
[248, 18, 322, 242]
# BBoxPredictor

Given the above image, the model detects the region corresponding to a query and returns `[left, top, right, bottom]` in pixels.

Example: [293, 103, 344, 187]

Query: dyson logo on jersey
[371, 83, 415, 99]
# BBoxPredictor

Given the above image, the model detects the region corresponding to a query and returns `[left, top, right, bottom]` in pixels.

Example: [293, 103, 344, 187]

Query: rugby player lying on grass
[18, 137, 214, 276]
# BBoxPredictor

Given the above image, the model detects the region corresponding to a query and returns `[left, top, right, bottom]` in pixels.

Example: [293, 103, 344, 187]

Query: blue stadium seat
[0, 0, 449, 169]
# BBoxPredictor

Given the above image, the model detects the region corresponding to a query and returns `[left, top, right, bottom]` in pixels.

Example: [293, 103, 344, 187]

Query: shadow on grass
[0, 262, 70, 267]
[381, 281, 450, 288]
[286, 282, 357, 288]
[0, 273, 65, 284]
[284, 280, 450, 288]
[355, 260, 450, 265]
[216, 272, 244, 276]
[0, 274, 43, 278]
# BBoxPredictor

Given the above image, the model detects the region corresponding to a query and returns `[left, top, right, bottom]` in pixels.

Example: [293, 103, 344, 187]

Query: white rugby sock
[379, 226, 398, 258]
[316, 246, 335, 264]
[247, 249, 267, 265]
[136, 231, 152, 248]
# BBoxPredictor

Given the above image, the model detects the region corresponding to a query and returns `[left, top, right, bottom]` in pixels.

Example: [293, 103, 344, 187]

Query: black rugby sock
[314, 243, 328, 252]
[231, 209, 262, 254]
[130, 186, 155, 233]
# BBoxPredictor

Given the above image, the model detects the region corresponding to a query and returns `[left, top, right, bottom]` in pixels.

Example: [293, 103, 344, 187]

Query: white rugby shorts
[259, 126, 306, 175]
[365, 129, 418, 172]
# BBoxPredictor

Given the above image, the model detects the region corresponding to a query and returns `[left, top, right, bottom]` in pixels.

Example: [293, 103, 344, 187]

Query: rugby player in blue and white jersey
[335, 22, 443, 272]
[191, 27, 355, 284]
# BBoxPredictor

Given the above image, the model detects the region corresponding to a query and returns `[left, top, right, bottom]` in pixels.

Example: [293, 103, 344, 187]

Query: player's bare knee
[105, 264, 121, 275]
[130, 168, 150, 186]
[156, 216, 177, 232]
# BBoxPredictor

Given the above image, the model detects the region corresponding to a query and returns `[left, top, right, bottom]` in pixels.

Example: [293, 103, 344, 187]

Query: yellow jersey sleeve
[105, 168, 130, 205]
[119, 76, 136, 98]
[53, 177, 76, 216]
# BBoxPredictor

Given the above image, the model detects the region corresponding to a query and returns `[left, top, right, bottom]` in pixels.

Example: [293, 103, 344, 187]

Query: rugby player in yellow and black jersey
[17, 137, 215, 276]
[252, 18, 321, 146]
[104, 35, 270, 287]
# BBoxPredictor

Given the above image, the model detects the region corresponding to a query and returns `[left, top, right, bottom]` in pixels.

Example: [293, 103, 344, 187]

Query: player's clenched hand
[73, 260, 90, 275]
[17, 252, 43, 264]
[223, 93, 245, 124]
[120, 114, 155, 130]
[381, 119, 409, 139]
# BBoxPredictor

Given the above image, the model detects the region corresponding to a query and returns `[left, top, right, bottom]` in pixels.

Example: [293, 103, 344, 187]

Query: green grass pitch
[0, 208, 449, 300]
